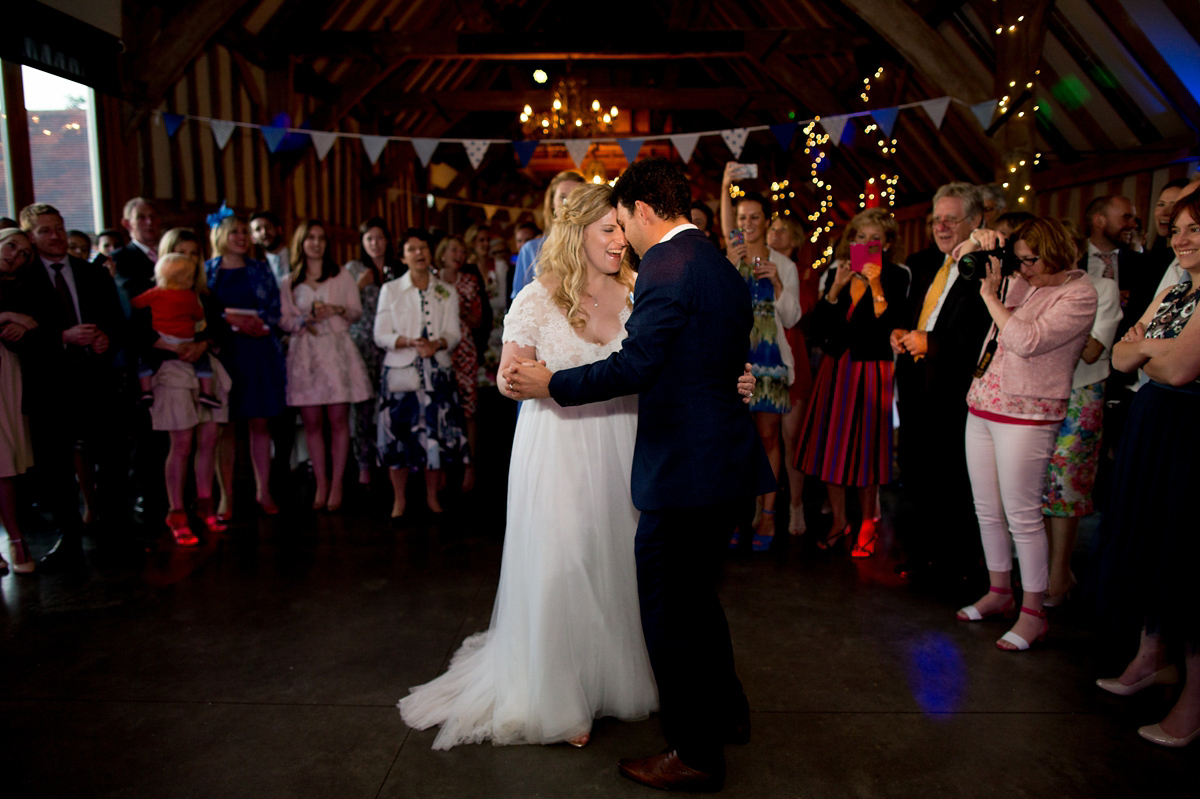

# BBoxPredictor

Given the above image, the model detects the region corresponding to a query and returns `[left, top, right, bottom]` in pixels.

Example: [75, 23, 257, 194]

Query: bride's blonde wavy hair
[538, 183, 636, 330]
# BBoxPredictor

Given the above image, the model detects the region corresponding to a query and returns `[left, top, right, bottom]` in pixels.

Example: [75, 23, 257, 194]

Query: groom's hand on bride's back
[739, 363, 756, 404]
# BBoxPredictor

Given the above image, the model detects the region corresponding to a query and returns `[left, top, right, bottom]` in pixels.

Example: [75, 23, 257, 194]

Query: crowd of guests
[1, 165, 1197, 748]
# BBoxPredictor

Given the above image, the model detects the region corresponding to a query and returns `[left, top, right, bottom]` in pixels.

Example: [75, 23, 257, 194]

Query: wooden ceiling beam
[285, 29, 869, 61]
[838, 0, 990, 103]
[373, 87, 791, 113]
[1084, 0, 1200, 134]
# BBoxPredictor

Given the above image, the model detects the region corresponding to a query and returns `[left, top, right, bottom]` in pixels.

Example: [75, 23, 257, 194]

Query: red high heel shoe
[996, 607, 1048, 651]
[956, 586, 1015, 621]
[850, 519, 878, 558]
[196, 498, 227, 534]
[167, 510, 199, 547]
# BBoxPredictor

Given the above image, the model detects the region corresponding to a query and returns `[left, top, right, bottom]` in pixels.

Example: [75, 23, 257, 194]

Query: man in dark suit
[504, 158, 774, 792]
[890, 183, 993, 590]
[109, 197, 161, 302]
[19, 204, 127, 568]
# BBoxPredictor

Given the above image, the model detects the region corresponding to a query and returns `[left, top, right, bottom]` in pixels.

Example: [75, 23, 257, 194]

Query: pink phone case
[850, 242, 867, 273]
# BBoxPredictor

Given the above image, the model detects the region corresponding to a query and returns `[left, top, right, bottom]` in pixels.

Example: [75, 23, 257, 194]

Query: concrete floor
[2, 482, 1197, 799]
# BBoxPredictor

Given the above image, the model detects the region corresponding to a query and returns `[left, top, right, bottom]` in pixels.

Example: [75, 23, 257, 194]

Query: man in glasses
[890, 182, 994, 590]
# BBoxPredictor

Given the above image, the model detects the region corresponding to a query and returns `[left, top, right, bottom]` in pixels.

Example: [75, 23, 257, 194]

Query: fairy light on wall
[858, 123, 899, 210]
[860, 67, 884, 104]
[801, 119, 836, 270]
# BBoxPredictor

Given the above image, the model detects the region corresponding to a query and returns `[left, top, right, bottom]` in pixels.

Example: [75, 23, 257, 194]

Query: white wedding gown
[399, 280, 658, 749]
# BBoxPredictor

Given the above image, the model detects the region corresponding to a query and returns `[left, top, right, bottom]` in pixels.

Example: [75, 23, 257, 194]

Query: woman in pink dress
[280, 220, 373, 511]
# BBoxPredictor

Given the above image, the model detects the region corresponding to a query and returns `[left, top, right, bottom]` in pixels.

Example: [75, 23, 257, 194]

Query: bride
[399, 184, 750, 749]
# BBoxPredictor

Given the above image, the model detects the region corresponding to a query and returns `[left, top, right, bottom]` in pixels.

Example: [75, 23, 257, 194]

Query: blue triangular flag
[618, 138, 643, 164]
[163, 113, 184, 138]
[770, 123, 796, 152]
[261, 126, 286, 153]
[872, 106, 900, 138]
[970, 100, 999, 130]
[513, 140, 539, 168]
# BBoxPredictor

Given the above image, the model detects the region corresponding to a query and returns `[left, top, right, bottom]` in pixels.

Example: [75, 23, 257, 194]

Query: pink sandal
[956, 586, 1015, 621]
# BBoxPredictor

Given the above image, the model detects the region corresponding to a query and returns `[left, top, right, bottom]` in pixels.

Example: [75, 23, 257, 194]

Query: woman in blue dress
[205, 215, 287, 516]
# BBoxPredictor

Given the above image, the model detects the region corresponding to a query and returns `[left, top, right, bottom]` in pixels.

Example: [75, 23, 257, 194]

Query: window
[23, 66, 103, 236]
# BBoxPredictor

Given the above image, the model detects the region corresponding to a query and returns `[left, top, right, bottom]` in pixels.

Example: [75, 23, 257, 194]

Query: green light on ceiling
[1051, 75, 1091, 110]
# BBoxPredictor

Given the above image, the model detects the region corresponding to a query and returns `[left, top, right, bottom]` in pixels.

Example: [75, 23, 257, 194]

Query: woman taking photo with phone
[796, 208, 908, 557]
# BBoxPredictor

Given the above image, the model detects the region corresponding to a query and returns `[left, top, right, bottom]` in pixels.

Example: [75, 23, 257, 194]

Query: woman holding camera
[954, 219, 1097, 651]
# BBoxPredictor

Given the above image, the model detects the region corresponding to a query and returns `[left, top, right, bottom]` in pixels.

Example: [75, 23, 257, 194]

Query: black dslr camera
[957, 239, 1019, 281]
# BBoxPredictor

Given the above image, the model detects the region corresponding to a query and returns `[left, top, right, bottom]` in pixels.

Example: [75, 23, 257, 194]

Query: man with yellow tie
[890, 183, 993, 590]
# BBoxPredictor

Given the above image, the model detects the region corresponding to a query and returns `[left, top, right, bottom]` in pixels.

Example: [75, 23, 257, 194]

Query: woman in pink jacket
[953, 218, 1097, 651]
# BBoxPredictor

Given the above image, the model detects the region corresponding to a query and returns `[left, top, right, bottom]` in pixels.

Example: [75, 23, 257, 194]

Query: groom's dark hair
[611, 157, 691, 222]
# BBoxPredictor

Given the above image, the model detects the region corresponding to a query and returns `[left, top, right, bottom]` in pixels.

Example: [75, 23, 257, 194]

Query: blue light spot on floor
[905, 632, 967, 716]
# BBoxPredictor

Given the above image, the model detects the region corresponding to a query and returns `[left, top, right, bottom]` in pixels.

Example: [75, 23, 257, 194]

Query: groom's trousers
[634, 499, 750, 776]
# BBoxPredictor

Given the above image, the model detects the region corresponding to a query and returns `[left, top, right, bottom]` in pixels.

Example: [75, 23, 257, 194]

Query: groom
[504, 157, 774, 791]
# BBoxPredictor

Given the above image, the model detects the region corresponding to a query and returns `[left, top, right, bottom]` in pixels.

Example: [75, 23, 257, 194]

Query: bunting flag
[563, 139, 592, 169]
[412, 138, 439, 167]
[618, 138, 643, 165]
[163, 113, 185, 137]
[872, 106, 900, 138]
[770, 123, 797, 153]
[513, 140, 539, 167]
[920, 97, 952, 130]
[669, 133, 700, 163]
[720, 127, 749, 159]
[970, 99, 999, 129]
[464, 140, 490, 169]
[483, 204, 499, 222]
[362, 135, 389, 165]
[309, 131, 337, 161]
[435, 198, 449, 212]
[820, 115, 850, 146]
[260, 126, 286, 153]
[209, 119, 237, 150]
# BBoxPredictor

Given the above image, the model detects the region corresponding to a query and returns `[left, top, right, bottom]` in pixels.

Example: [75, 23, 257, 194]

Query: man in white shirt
[251, 211, 290, 284]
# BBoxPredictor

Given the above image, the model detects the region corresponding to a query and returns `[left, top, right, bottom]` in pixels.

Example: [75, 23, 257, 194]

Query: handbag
[385, 364, 421, 394]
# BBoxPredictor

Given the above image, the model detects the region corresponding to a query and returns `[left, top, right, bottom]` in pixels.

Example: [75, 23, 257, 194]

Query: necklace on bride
[581, 290, 599, 308]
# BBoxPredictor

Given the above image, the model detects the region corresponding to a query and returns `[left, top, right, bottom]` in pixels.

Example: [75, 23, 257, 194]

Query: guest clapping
[205, 215, 286, 516]
[955, 219, 1097, 651]
[280, 221, 373, 511]
[797, 209, 908, 556]
[374, 229, 469, 519]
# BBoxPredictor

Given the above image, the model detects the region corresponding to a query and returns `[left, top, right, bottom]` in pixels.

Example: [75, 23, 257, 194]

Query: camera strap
[972, 279, 1009, 379]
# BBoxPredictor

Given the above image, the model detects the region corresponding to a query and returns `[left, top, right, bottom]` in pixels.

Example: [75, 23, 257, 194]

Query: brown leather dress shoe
[617, 750, 724, 792]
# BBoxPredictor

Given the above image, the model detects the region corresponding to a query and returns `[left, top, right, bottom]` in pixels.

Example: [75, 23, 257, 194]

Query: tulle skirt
[398, 394, 658, 748]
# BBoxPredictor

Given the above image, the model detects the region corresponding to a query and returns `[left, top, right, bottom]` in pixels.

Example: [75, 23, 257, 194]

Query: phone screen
[850, 242, 867, 273]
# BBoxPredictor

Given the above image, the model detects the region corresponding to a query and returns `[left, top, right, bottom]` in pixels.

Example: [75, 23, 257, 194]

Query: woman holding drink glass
[721, 162, 801, 550]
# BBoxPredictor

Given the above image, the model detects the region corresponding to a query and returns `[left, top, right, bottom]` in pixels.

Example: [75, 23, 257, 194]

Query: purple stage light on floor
[905, 632, 967, 716]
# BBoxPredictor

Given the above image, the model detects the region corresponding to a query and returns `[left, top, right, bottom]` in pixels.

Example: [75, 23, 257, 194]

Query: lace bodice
[503, 280, 631, 373]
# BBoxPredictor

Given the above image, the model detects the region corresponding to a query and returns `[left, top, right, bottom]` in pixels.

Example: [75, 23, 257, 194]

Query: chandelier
[519, 77, 619, 138]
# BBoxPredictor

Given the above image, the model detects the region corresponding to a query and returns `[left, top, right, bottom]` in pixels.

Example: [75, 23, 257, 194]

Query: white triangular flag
[309, 131, 337, 161]
[819, 115, 849, 146]
[209, 119, 236, 151]
[464, 140, 490, 170]
[970, 100, 999, 130]
[920, 97, 952, 130]
[412, 138, 439, 167]
[669, 133, 700, 163]
[720, 128, 749, 159]
[563, 139, 591, 169]
[361, 135, 388, 165]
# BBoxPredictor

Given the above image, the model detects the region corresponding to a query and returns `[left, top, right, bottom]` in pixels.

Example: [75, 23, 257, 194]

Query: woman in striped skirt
[797, 209, 909, 557]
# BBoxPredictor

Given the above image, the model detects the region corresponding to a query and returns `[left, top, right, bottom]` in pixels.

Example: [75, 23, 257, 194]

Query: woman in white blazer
[374, 228, 468, 519]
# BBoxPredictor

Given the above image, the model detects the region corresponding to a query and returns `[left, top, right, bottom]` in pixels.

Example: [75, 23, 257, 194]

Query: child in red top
[132, 253, 220, 408]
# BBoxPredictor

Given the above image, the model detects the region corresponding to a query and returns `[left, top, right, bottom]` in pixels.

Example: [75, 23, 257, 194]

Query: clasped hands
[890, 328, 928, 357]
[62, 323, 110, 353]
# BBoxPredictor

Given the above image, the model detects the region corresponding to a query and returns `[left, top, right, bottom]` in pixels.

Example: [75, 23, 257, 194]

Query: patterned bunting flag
[720, 128, 749, 159]
[464, 140, 490, 169]
[819, 115, 850, 146]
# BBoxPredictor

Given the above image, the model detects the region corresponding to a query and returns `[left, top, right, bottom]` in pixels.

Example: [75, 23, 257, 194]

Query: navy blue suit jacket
[548, 228, 775, 512]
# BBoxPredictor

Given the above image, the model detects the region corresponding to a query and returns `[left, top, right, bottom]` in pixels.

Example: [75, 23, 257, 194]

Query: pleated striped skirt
[796, 352, 894, 487]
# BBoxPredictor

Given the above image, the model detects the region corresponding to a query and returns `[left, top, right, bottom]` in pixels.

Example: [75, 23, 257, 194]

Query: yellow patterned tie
[916, 255, 954, 332]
